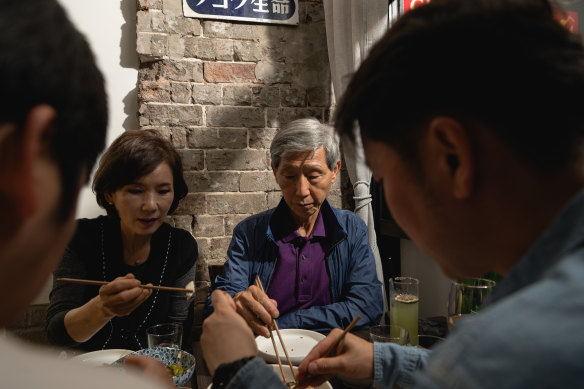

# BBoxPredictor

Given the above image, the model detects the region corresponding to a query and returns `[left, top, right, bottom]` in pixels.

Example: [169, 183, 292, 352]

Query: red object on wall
[554, 10, 579, 34]
[404, 0, 431, 13]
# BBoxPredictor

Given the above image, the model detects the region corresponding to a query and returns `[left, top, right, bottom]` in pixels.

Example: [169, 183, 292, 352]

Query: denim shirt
[226, 190, 584, 389]
[376, 189, 584, 388]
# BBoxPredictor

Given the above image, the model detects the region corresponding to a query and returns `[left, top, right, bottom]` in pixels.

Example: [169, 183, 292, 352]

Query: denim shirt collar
[488, 188, 584, 305]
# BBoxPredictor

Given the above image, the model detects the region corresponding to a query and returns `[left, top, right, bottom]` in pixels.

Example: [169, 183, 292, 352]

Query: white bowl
[256, 329, 325, 365]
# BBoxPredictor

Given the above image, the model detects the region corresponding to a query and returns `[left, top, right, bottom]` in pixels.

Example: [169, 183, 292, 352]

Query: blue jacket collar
[266, 198, 347, 245]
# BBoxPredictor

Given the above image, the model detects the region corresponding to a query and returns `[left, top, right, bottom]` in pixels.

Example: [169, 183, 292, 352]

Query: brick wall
[136, 0, 344, 292]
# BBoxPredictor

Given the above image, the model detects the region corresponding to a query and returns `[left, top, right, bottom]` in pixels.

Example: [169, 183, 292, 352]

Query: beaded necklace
[99, 220, 171, 349]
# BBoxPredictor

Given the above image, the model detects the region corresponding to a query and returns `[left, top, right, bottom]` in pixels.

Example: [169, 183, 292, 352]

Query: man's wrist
[211, 356, 255, 389]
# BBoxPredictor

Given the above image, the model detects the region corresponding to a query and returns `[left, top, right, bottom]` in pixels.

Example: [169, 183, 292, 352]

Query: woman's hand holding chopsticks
[295, 326, 373, 389]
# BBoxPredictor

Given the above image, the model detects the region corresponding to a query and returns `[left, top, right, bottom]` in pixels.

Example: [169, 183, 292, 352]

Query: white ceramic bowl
[256, 329, 325, 365]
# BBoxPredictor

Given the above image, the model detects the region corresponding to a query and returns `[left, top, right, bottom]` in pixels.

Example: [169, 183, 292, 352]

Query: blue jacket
[206, 199, 383, 332]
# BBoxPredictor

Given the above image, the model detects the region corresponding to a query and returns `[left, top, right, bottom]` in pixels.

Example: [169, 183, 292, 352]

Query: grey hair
[270, 118, 340, 170]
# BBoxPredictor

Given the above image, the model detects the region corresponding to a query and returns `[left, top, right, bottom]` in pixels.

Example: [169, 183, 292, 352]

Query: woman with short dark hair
[46, 129, 197, 351]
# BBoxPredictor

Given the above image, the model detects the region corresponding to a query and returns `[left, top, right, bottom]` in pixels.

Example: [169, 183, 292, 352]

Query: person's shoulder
[327, 204, 367, 229]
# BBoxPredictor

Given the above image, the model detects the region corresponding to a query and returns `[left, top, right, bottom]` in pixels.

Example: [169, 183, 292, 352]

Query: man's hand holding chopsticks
[201, 290, 258, 375]
[295, 330, 374, 389]
[232, 285, 279, 338]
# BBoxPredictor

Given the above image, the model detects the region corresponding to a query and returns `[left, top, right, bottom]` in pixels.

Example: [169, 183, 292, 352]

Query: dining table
[191, 316, 447, 389]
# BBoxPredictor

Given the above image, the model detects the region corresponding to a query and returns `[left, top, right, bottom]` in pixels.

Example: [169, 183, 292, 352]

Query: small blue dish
[114, 347, 195, 387]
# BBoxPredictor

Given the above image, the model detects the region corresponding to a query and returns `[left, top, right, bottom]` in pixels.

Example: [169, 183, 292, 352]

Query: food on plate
[167, 363, 184, 376]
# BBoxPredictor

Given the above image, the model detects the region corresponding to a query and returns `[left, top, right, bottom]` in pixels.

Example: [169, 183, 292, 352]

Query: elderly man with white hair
[205, 118, 383, 336]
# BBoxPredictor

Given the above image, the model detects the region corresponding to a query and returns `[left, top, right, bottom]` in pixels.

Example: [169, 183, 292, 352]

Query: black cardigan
[46, 215, 197, 351]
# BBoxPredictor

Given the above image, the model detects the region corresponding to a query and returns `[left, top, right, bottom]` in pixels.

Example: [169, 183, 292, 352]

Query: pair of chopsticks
[293, 315, 361, 389]
[56, 277, 194, 293]
[254, 275, 297, 385]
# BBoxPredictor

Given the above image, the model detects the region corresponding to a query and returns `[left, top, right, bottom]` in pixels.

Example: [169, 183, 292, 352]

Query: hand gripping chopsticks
[293, 315, 361, 389]
[254, 275, 297, 385]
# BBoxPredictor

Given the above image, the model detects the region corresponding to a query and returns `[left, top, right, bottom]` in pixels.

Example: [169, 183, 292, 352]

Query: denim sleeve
[227, 357, 287, 389]
[374, 342, 431, 388]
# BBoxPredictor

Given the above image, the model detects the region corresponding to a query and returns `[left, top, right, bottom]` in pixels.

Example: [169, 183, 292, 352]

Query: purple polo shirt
[266, 209, 332, 314]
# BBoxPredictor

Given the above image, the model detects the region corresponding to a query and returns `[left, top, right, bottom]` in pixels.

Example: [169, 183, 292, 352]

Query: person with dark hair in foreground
[201, 0, 584, 387]
[0, 0, 172, 387]
[47, 129, 197, 352]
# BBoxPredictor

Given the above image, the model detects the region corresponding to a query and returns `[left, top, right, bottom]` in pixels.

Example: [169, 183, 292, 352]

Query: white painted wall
[400, 239, 453, 318]
[33, 0, 139, 304]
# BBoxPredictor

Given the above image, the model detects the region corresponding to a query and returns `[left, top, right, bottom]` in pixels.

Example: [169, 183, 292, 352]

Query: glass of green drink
[447, 277, 496, 329]
[389, 277, 419, 346]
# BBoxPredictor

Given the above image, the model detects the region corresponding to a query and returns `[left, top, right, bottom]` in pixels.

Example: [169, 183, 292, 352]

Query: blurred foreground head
[336, 0, 584, 277]
[0, 0, 107, 326]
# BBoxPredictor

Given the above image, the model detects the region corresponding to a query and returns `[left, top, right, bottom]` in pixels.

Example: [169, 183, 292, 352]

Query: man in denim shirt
[201, 0, 584, 387]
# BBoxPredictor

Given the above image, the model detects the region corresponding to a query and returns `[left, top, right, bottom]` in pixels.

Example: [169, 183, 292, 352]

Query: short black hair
[0, 0, 108, 221]
[336, 0, 584, 172]
[93, 129, 188, 216]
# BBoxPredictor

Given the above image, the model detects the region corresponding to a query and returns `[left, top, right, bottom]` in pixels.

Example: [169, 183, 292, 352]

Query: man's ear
[330, 159, 341, 183]
[0, 105, 57, 221]
[426, 117, 474, 200]
[271, 162, 279, 184]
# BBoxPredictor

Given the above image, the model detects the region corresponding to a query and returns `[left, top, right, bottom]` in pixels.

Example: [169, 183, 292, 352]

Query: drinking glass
[389, 277, 419, 346]
[447, 278, 496, 329]
[417, 334, 445, 349]
[146, 323, 183, 349]
[369, 324, 409, 345]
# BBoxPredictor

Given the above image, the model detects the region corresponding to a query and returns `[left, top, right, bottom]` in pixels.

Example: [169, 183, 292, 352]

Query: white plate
[256, 329, 325, 366]
[70, 349, 134, 366]
[206, 364, 332, 389]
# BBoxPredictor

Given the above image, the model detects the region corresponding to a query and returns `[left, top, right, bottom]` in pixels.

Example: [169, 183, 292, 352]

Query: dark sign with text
[183, 0, 298, 25]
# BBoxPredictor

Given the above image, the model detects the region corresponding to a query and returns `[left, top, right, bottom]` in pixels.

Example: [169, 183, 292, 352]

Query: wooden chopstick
[294, 315, 362, 388]
[56, 277, 194, 293]
[254, 275, 297, 385]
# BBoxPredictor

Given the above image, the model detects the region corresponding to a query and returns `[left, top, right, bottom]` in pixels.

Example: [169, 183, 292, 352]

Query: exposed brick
[251, 86, 279, 108]
[192, 84, 222, 105]
[267, 192, 283, 209]
[172, 215, 193, 233]
[281, 87, 307, 107]
[175, 193, 207, 214]
[184, 37, 216, 60]
[165, 14, 202, 35]
[197, 237, 232, 261]
[206, 193, 267, 215]
[137, 0, 163, 10]
[168, 34, 185, 58]
[224, 215, 250, 235]
[187, 127, 219, 148]
[203, 21, 260, 40]
[179, 149, 204, 170]
[193, 215, 225, 237]
[204, 62, 257, 83]
[327, 189, 343, 209]
[167, 104, 204, 126]
[185, 171, 240, 192]
[266, 108, 324, 128]
[206, 106, 264, 128]
[218, 128, 248, 149]
[240, 171, 280, 192]
[255, 60, 290, 84]
[159, 59, 204, 82]
[249, 128, 277, 149]
[163, 0, 182, 16]
[139, 80, 171, 103]
[206, 150, 268, 171]
[171, 82, 191, 103]
[223, 86, 252, 106]
[307, 86, 331, 107]
[233, 41, 261, 62]
[260, 40, 285, 62]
